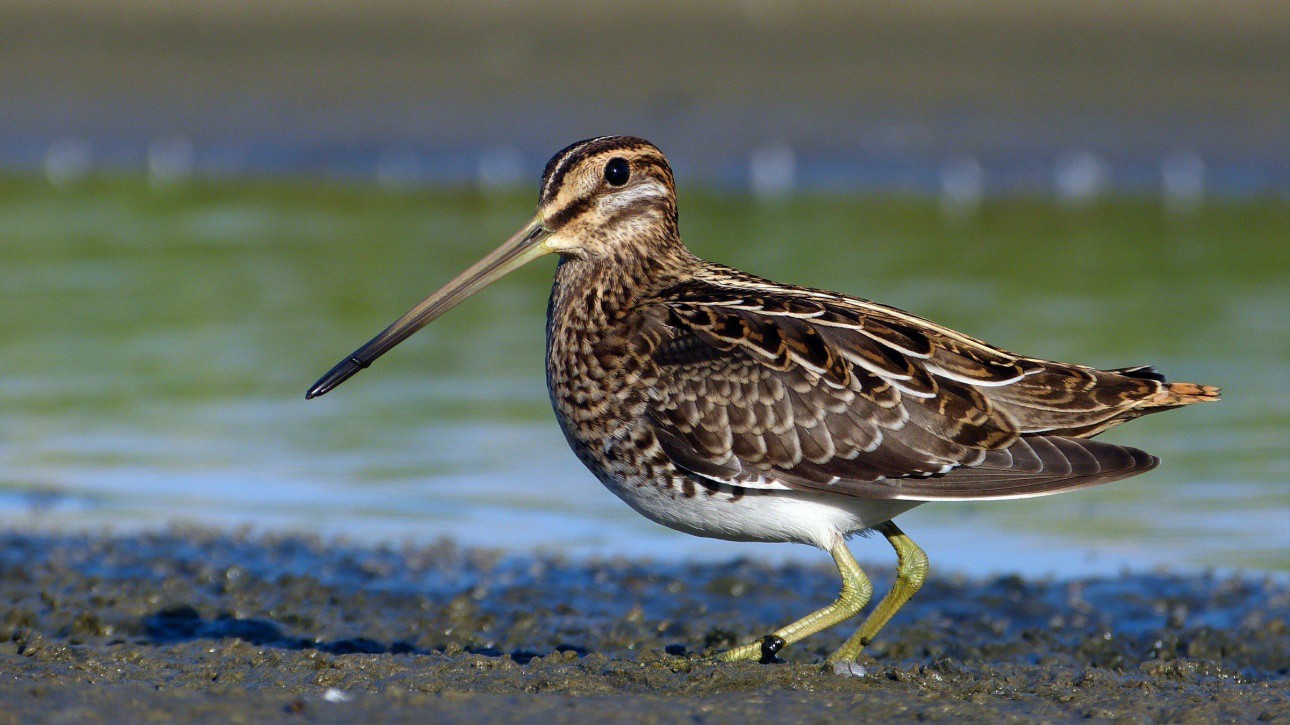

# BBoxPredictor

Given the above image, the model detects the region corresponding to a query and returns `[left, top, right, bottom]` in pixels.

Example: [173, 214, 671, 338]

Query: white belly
[599, 471, 921, 551]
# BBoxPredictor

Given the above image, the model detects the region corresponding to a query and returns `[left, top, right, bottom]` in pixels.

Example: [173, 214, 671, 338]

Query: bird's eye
[603, 157, 630, 186]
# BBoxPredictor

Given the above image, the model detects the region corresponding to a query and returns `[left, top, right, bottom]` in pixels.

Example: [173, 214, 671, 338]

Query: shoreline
[1, 528, 1285, 720]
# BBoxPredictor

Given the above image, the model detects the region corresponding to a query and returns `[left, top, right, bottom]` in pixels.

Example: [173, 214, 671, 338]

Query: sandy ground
[0, 529, 1285, 722]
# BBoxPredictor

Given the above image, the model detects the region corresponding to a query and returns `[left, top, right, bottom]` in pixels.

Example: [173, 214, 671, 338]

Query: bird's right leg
[827, 520, 928, 664]
[715, 539, 874, 663]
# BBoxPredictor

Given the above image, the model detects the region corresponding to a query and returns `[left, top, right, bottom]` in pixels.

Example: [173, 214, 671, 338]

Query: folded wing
[643, 273, 1167, 501]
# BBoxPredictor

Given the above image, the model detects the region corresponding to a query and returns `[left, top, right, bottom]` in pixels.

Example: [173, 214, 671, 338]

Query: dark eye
[603, 157, 630, 186]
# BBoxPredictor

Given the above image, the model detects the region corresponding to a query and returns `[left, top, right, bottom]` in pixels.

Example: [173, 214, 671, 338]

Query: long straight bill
[306, 216, 550, 399]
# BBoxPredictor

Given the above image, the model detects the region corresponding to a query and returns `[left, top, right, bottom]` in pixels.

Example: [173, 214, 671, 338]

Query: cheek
[544, 232, 586, 258]
[599, 182, 669, 213]
[614, 213, 662, 237]
[546, 221, 613, 259]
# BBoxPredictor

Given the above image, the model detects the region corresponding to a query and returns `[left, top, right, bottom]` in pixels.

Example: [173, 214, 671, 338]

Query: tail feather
[1047, 368, 1220, 438]
[1108, 365, 1219, 409]
[1152, 381, 1221, 407]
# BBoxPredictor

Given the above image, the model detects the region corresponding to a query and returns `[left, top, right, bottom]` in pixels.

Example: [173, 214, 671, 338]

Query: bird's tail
[1153, 381, 1221, 407]
[1109, 365, 1220, 409]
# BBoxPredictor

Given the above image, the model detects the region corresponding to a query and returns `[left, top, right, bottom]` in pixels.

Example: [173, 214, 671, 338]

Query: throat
[549, 245, 696, 326]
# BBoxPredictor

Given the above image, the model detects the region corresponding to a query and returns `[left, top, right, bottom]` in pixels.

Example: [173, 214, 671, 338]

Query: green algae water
[0, 176, 1285, 574]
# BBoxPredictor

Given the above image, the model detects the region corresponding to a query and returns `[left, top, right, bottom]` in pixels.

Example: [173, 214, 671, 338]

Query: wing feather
[642, 273, 1173, 501]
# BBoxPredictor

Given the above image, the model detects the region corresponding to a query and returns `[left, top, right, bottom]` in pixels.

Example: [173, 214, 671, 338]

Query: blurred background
[0, 1, 1286, 575]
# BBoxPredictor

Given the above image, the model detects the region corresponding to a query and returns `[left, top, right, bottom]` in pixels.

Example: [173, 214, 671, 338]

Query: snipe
[308, 136, 1218, 666]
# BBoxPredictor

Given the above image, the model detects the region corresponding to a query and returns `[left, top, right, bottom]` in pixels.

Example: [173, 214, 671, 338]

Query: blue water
[3, 136, 1287, 197]
[0, 178, 1285, 577]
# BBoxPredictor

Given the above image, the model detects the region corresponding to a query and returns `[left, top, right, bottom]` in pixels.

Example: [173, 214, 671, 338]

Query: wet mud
[0, 529, 1285, 722]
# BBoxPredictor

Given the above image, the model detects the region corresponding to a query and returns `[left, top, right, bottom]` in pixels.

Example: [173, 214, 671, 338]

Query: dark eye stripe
[545, 195, 596, 229]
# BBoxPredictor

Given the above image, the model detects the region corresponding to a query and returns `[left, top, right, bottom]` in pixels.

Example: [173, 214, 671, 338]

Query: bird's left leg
[827, 520, 928, 664]
[717, 539, 873, 662]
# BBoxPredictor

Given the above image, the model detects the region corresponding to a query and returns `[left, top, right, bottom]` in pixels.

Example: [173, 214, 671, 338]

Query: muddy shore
[0, 529, 1284, 722]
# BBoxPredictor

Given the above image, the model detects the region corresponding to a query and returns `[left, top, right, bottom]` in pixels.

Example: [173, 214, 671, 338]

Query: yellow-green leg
[718, 540, 874, 662]
[827, 521, 929, 664]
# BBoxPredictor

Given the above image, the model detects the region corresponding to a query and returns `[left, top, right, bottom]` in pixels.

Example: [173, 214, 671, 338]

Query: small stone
[322, 688, 352, 703]
[832, 661, 867, 677]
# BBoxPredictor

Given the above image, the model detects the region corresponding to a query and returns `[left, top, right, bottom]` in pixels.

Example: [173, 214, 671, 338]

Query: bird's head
[535, 135, 678, 259]
[307, 136, 681, 399]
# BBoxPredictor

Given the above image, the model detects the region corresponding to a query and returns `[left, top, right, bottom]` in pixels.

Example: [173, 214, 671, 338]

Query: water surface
[0, 177, 1285, 575]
